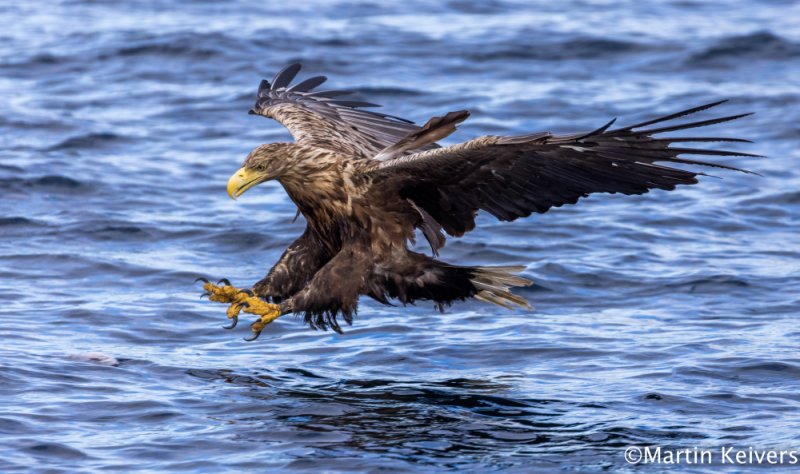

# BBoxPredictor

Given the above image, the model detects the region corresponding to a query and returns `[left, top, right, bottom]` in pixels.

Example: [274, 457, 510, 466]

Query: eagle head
[227, 143, 293, 200]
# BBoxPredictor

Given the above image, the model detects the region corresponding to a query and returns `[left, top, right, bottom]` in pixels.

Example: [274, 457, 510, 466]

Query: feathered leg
[253, 228, 331, 302]
[278, 245, 373, 333]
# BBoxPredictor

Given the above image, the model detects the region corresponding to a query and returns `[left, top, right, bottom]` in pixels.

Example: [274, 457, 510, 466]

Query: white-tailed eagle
[198, 64, 757, 340]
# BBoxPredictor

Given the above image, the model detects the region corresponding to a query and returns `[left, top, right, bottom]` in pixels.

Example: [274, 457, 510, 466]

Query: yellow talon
[202, 281, 243, 304]
[242, 297, 281, 334]
[198, 278, 281, 338]
[226, 302, 244, 319]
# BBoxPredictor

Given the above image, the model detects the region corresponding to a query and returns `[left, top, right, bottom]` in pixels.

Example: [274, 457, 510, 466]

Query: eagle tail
[470, 266, 533, 310]
[372, 255, 532, 311]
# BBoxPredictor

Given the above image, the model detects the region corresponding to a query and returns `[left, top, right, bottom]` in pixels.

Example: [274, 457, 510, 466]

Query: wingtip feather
[272, 63, 302, 90]
[615, 99, 731, 132]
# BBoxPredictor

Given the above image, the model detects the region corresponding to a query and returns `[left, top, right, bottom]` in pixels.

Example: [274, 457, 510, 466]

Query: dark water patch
[58, 221, 154, 241]
[21, 442, 88, 461]
[218, 375, 629, 464]
[115, 43, 218, 59]
[0, 417, 31, 435]
[663, 274, 752, 294]
[0, 175, 91, 195]
[448, 0, 511, 14]
[732, 361, 800, 380]
[771, 127, 800, 140]
[0, 116, 73, 131]
[687, 31, 800, 66]
[313, 37, 356, 47]
[32, 175, 83, 188]
[0, 252, 163, 280]
[747, 303, 800, 317]
[740, 190, 800, 206]
[20, 52, 62, 66]
[674, 359, 800, 384]
[468, 37, 656, 62]
[284, 367, 327, 379]
[97, 225, 147, 235]
[0, 216, 41, 227]
[352, 86, 426, 97]
[0, 163, 24, 173]
[93, 31, 245, 61]
[47, 132, 127, 151]
[200, 230, 275, 250]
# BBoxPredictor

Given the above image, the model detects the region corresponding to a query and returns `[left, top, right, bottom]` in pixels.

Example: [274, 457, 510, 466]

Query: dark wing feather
[369, 102, 758, 236]
[250, 64, 437, 158]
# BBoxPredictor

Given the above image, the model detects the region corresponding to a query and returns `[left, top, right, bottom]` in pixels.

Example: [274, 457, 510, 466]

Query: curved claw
[222, 315, 239, 330]
[217, 278, 232, 286]
[238, 289, 254, 297]
[200, 292, 211, 299]
[244, 330, 262, 342]
[194, 277, 210, 284]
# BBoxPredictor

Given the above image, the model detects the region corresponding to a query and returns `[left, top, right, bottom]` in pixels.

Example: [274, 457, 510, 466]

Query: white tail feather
[471, 266, 532, 310]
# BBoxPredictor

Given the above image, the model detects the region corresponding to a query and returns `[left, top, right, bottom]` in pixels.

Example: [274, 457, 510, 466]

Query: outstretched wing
[369, 101, 759, 237]
[250, 64, 437, 158]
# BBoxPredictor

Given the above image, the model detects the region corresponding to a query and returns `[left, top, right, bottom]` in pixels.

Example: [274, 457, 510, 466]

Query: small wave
[0, 164, 24, 173]
[734, 361, 800, 378]
[469, 37, 652, 61]
[32, 175, 84, 188]
[688, 31, 800, 66]
[60, 222, 152, 241]
[98, 225, 146, 234]
[678, 360, 800, 384]
[0, 175, 88, 194]
[353, 86, 425, 97]
[0, 51, 75, 69]
[741, 191, 800, 206]
[664, 274, 751, 293]
[0, 216, 39, 227]
[32, 53, 61, 64]
[48, 132, 125, 151]
[115, 42, 218, 58]
[22, 442, 87, 460]
[96, 32, 238, 60]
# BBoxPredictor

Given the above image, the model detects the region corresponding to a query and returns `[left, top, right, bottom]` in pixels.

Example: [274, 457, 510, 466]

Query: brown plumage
[221, 64, 758, 333]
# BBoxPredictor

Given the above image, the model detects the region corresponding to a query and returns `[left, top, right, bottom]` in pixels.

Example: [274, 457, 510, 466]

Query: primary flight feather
[199, 64, 757, 339]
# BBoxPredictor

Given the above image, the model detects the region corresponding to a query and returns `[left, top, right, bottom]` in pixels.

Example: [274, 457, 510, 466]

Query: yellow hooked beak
[227, 166, 267, 200]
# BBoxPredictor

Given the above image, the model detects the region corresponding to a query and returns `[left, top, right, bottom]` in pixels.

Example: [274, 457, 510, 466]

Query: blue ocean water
[1, 0, 799, 472]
